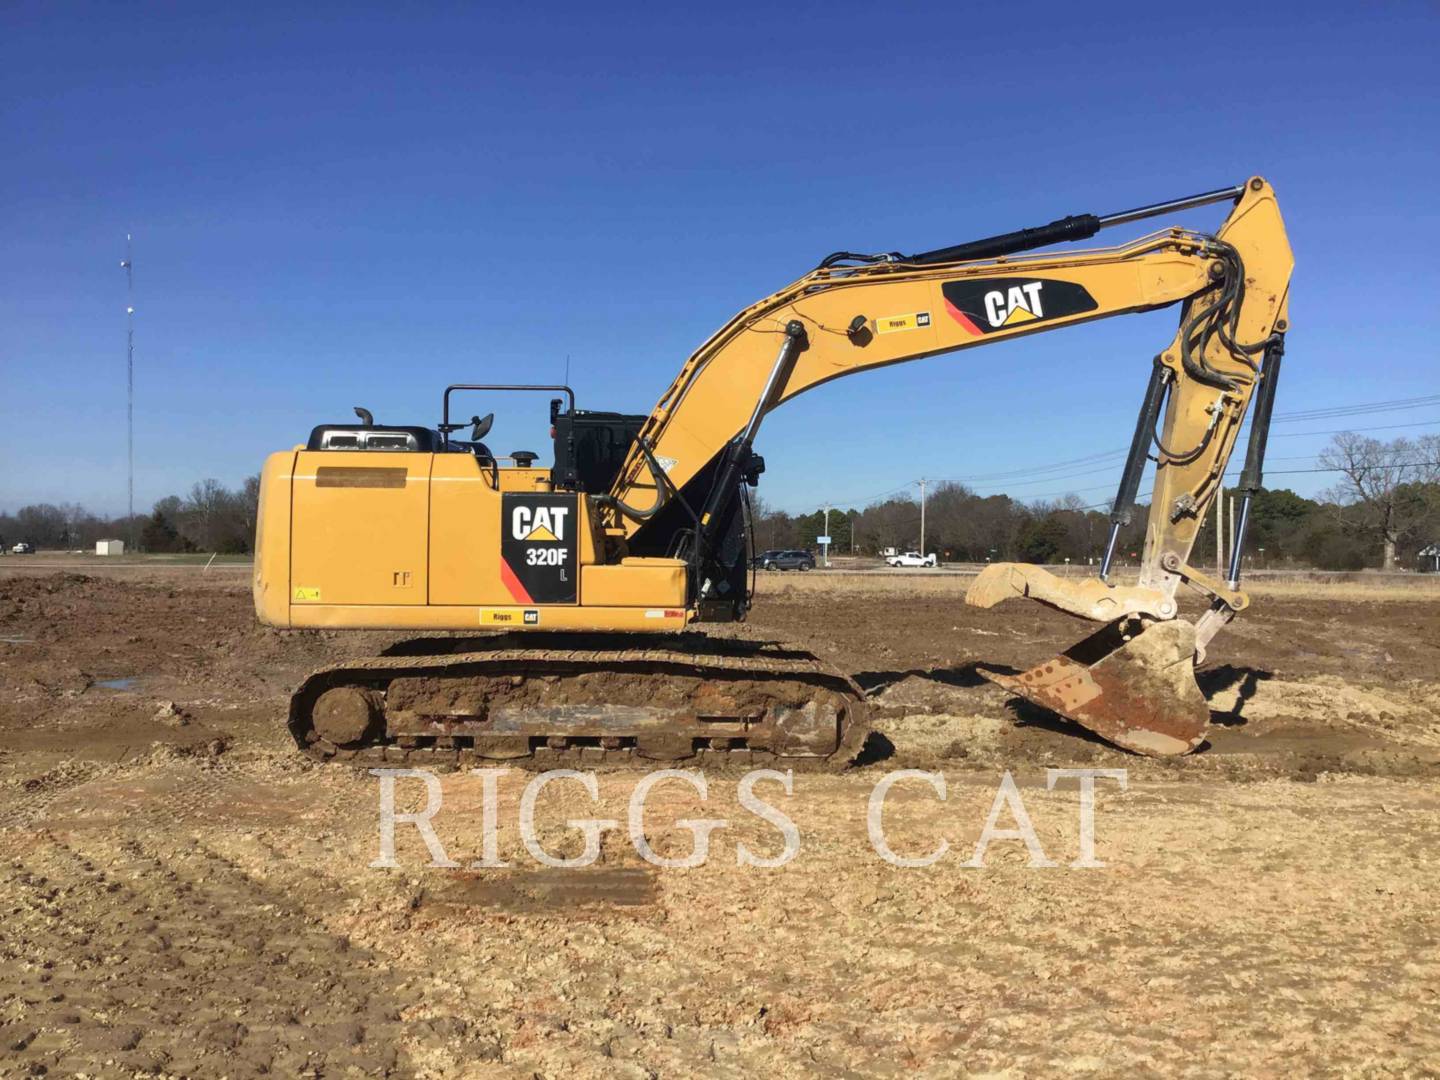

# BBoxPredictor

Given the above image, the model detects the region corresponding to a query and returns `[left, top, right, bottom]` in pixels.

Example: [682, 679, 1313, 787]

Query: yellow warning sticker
[293, 586, 321, 602]
[875, 311, 932, 334]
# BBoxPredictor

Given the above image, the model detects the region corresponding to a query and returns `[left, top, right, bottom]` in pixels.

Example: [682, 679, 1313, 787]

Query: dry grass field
[2, 556, 1438, 1075]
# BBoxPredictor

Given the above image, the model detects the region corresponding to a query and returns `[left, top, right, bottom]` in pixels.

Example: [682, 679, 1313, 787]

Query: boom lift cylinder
[693, 320, 807, 603]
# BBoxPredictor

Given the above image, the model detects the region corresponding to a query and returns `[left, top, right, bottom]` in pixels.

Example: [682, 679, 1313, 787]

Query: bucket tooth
[981, 619, 1208, 756]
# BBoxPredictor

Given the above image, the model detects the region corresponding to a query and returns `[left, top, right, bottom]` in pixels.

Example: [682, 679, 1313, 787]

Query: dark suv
[754, 549, 815, 572]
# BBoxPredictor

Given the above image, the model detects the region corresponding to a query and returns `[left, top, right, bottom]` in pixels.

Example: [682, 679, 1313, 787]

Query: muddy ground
[1, 560, 1438, 1076]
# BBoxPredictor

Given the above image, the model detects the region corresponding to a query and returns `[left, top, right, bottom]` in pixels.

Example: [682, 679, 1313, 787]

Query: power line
[1232, 459, 1440, 477]
[933, 448, 1127, 485]
[933, 404, 1440, 490]
[1272, 393, 1440, 423]
[807, 395, 1440, 514]
[1019, 459, 1440, 506]
[818, 481, 916, 509]
[1268, 416, 1440, 438]
[957, 462, 1132, 493]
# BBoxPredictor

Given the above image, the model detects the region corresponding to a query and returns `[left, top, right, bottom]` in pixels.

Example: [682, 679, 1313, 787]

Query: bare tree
[746, 493, 803, 552]
[1319, 433, 1440, 569]
[241, 475, 262, 540]
[853, 496, 920, 553]
[183, 479, 224, 552]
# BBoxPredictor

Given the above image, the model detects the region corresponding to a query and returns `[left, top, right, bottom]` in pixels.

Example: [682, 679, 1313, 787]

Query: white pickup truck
[885, 550, 937, 568]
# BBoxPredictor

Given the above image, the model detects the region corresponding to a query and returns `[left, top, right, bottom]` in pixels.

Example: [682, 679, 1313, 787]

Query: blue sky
[3, 1, 1437, 516]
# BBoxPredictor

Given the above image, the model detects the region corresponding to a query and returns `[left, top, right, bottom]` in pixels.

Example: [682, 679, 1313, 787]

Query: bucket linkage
[965, 337, 1284, 756]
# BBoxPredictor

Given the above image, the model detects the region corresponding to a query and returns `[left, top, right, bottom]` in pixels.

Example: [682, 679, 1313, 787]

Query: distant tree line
[0, 476, 260, 555]
[753, 434, 1440, 571]
[3, 434, 1437, 568]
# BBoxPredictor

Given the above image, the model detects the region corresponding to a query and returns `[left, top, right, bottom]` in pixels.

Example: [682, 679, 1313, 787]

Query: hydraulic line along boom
[908, 185, 1244, 265]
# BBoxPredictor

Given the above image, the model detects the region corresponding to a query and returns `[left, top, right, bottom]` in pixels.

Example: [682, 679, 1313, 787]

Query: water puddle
[93, 677, 140, 691]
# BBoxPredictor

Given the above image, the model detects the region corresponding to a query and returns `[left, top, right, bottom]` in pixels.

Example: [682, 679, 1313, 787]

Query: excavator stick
[978, 617, 1208, 756]
[962, 182, 1289, 756]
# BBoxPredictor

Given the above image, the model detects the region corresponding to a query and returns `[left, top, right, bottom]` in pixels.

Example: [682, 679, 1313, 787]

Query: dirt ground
[2, 558, 1438, 1077]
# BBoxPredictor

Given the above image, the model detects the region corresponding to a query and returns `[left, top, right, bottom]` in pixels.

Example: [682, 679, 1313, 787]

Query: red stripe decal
[499, 558, 534, 604]
[944, 298, 984, 335]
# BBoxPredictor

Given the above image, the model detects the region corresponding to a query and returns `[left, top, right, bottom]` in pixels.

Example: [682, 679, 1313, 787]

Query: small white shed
[96, 539, 126, 556]
[1420, 543, 1440, 573]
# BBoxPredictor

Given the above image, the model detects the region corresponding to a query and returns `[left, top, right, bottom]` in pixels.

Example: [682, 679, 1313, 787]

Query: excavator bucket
[979, 618, 1208, 756]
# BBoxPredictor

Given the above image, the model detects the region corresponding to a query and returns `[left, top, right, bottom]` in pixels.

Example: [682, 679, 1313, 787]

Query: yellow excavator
[253, 177, 1292, 767]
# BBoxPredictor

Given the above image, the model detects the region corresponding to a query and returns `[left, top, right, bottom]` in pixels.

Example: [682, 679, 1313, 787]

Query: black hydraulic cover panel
[551, 410, 648, 492]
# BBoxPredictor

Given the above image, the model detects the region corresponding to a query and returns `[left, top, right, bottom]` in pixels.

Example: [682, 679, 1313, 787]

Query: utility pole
[915, 478, 927, 555]
[822, 504, 831, 567]
[120, 235, 135, 550]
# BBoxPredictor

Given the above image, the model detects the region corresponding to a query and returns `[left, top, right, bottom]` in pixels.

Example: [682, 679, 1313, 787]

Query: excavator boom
[605, 177, 1292, 754]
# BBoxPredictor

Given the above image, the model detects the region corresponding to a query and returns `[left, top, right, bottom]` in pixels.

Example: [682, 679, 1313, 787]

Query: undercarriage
[289, 634, 871, 771]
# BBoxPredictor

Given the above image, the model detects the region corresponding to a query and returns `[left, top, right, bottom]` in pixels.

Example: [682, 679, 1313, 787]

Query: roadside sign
[816, 535, 832, 545]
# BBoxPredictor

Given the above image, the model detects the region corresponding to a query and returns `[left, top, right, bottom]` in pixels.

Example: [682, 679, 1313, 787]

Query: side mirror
[470, 413, 494, 441]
